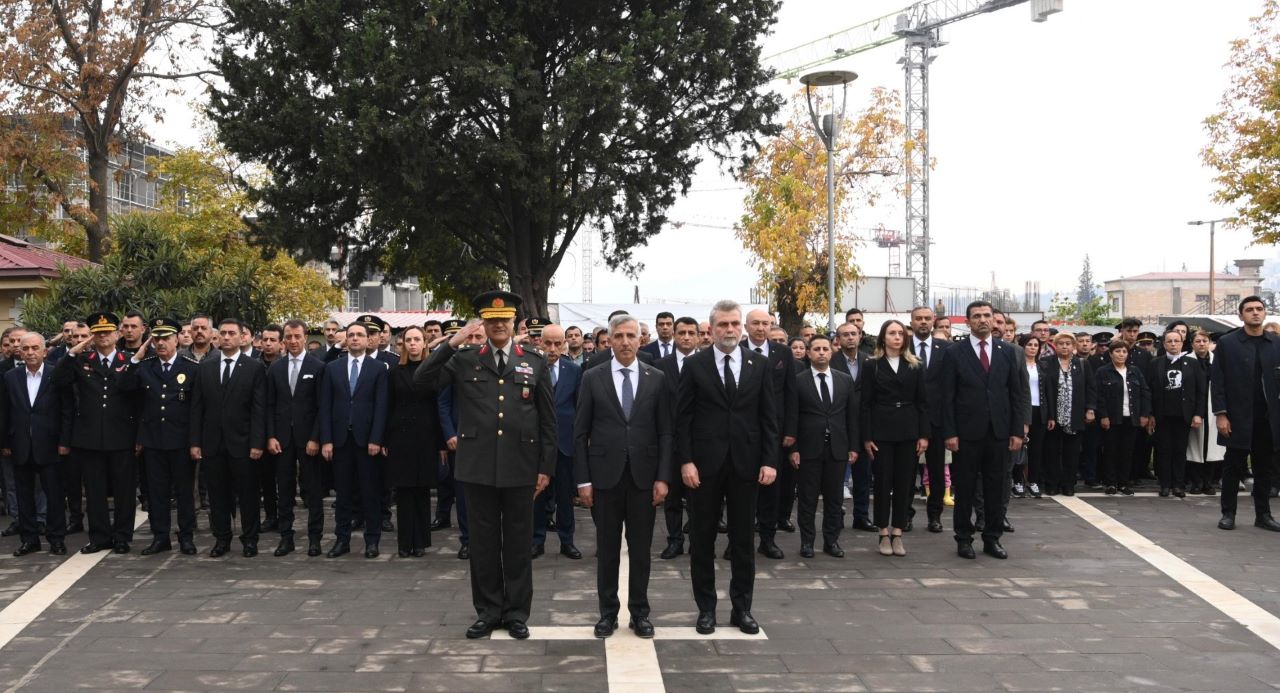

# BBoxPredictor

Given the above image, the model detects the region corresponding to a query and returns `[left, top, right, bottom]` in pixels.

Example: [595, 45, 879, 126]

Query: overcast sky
[152, 1, 1266, 309]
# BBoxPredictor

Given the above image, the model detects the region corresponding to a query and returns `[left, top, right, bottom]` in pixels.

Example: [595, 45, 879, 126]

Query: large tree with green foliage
[209, 0, 783, 315]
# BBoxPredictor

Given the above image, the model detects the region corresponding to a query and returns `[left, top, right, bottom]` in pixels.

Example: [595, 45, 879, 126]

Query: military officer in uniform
[121, 318, 200, 556]
[53, 312, 140, 554]
[418, 291, 556, 641]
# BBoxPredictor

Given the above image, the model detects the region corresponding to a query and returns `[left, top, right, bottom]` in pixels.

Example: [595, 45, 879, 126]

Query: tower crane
[765, 0, 1064, 307]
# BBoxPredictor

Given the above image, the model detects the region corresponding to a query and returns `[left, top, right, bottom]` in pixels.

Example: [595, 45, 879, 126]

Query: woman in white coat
[1185, 331, 1225, 494]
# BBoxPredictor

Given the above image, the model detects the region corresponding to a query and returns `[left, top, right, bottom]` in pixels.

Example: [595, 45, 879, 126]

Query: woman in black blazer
[1095, 341, 1151, 496]
[860, 320, 929, 557]
[1040, 332, 1096, 496]
[385, 327, 441, 557]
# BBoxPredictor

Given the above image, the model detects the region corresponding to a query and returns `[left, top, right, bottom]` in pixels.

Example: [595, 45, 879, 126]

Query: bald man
[532, 325, 584, 558]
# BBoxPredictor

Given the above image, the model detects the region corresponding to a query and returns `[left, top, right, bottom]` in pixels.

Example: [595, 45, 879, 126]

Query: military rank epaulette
[137, 354, 159, 362]
[457, 344, 477, 351]
[180, 354, 199, 364]
[513, 343, 543, 359]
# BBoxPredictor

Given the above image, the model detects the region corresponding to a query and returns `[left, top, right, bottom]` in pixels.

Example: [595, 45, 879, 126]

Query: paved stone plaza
[0, 490, 1277, 692]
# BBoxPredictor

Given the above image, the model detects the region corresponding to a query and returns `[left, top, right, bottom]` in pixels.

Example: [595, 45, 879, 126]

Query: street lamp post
[1187, 218, 1230, 314]
[800, 70, 858, 334]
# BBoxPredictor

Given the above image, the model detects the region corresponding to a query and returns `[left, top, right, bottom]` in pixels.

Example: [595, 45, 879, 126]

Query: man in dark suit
[266, 319, 327, 556]
[677, 299, 778, 635]
[121, 318, 200, 556]
[909, 306, 950, 533]
[639, 312, 677, 361]
[190, 318, 268, 558]
[4, 333, 72, 556]
[53, 311, 141, 555]
[790, 334, 858, 558]
[939, 301, 1030, 560]
[318, 321, 390, 557]
[322, 320, 345, 363]
[830, 322, 874, 532]
[743, 308, 797, 559]
[532, 324, 582, 559]
[575, 315, 672, 638]
[585, 311, 656, 371]
[656, 316, 700, 559]
[1212, 296, 1280, 531]
[418, 291, 556, 641]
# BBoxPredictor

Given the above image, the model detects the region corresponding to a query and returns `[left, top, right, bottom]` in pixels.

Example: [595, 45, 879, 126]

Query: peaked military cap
[87, 311, 120, 333]
[473, 290, 520, 320]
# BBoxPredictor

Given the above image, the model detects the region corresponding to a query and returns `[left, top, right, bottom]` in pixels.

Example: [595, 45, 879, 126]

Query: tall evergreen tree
[1077, 254, 1097, 309]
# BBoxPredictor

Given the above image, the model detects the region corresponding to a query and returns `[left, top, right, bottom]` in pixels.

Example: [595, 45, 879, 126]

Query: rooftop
[0, 235, 94, 279]
[1111, 271, 1248, 282]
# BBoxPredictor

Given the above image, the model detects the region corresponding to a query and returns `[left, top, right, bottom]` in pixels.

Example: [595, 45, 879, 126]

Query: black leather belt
[888, 401, 911, 408]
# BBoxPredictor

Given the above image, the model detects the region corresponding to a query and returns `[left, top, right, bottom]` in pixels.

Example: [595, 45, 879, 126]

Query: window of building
[347, 289, 362, 311]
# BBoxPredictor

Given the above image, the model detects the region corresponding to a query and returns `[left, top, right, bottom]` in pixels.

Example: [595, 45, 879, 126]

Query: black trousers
[205, 447, 259, 545]
[872, 440, 916, 530]
[78, 447, 136, 546]
[1103, 419, 1138, 487]
[952, 435, 1008, 544]
[1222, 417, 1274, 517]
[1153, 416, 1191, 490]
[436, 455, 456, 523]
[1025, 407, 1046, 487]
[396, 486, 431, 553]
[533, 453, 576, 546]
[143, 448, 195, 541]
[796, 450, 845, 547]
[15, 459, 64, 543]
[689, 459, 757, 615]
[333, 440, 383, 544]
[850, 452, 872, 524]
[776, 456, 797, 524]
[1042, 427, 1082, 493]
[923, 434, 947, 517]
[59, 453, 83, 526]
[291, 447, 325, 542]
[755, 449, 789, 541]
[464, 482, 535, 624]
[258, 453, 279, 526]
[662, 469, 690, 545]
[591, 470, 655, 620]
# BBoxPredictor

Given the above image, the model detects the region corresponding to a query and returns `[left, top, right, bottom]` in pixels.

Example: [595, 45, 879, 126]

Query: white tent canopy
[552, 303, 768, 334]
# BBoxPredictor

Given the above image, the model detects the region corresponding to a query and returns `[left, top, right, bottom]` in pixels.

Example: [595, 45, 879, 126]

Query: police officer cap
[473, 290, 520, 320]
[442, 318, 466, 335]
[1093, 331, 1114, 344]
[526, 317, 550, 336]
[149, 316, 180, 337]
[355, 314, 385, 334]
[1136, 330, 1157, 344]
[87, 311, 119, 333]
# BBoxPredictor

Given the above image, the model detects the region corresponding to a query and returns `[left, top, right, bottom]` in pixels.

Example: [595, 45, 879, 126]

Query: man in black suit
[322, 320, 345, 363]
[677, 299, 778, 635]
[743, 308, 797, 559]
[909, 306, 950, 533]
[266, 319, 327, 556]
[789, 334, 858, 558]
[574, 315, 672, 639]
[4, 333, 72, 556]
[830, 322, 874, 532]
[639, 312, 677, 361]
[190, 318, 268, 558]
[1212, 296, 1280, 531]
[319, 321, 390, 557]
[53, 311, 141, 555]
[656, 316, 700, 559]
[939, 300, 1030, 560]
[121, 318, 200, 556]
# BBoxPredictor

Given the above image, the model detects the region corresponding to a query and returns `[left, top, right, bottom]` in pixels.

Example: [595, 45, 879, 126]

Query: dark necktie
[918, 341, 928, 369]
[723, 354, 736, 399]
[979, 340, 990, 373]
[620, 368, 634, 419]
[222, 358, 233, 384]
[754, 346, 763, 355]
[496, 348, 505, 373]
[819, 371, 830, 406]
[662, 343, 669, 358]
[163, 362, 170, 374]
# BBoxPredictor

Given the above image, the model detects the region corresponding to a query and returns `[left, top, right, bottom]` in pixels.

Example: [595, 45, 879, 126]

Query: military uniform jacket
[417, 342, 556, 487]
[52, 349, 139, 451]
[120, 355, 199, 451]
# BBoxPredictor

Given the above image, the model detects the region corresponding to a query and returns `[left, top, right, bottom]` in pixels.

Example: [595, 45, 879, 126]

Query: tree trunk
[84, 144, 111, 262]
[774, 279, 805, 339]
[504, 217, 550, 319]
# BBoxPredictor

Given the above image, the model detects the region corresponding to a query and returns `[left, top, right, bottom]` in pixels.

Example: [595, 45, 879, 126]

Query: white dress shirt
[675, 349, 691, 373]
[811, 365, 833, 396]
[716, 347, 742, 385]
[1115, 366, 1131, 417]
[747, 339, 770, 358]
[969, 334, 992, 362]
[25, 365, 43, 406]
[915, 337, 932, 367]
[1027, 361, 1040, 407]
[610, 358, 638, 407]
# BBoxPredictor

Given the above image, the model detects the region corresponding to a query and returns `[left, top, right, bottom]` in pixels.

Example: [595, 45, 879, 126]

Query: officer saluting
[418, 291, 556, 641]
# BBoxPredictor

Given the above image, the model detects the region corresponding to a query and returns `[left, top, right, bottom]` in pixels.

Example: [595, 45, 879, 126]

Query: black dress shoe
[1002, 517, 1015, 533]
[560, 544, 582, 559]
[629, 616, 655, 638]
[457, 544, 470, 560]
[594, 617, 618, 638]
[1, 522, 18, 537]
[430, 518, 451, 531]
[364, 544, 379, 558]
[957, 542, 976, 560]
[113, 542, 130, 554]
[1255, 513, 1280, 531]
[465, 619, 499, 639]
[757, 541, 784, 559]
[66, 522, 84, 535]
[927, 517, 944, 533]
[79, 543, 109, 555]
[696, 611, 716, 634]
[823, 542, 845, 558]
[141, 539, 171, 556]
[903, 518, 913, 533]
[412, 548, 427, 557]
[381, 519, 395, 533]
[179, 539, 197, 555]
[1219, 513, 1236, 530]
[1119, 486, 1135, 496]
[1105, 485, 1117, 495]
[1159, 487, 1170, 498]
[242, 543, 258, 558]
[1204, 484, 1218, 496]
[983, 540, 1008, 559]
[660, 541, 684, 559]
[274, 538, 295, 557]
[505, 620, 530, 639]
[799, 543, 814, 558]
[307, 541, 322, 557]
[531, 543, 545, 558]
[1173, 487, 1186, 498]
[209, 542, 231, 558]
[326, 541, 350, 558]
[1060, 487, 1075, 497]
[777, 519, 796, 533]
[398, 549, 411, 558]
[729, 610, 760, 635]
[49, 542, 66, 555]
[716, 518, 728, 533]
[13, 542, 41, 557]
[852, 517, 877, 532]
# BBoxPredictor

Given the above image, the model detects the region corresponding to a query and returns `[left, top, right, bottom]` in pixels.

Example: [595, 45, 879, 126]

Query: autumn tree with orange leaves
[0, 0, 219, 261]
[735, 87, 915, 336]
